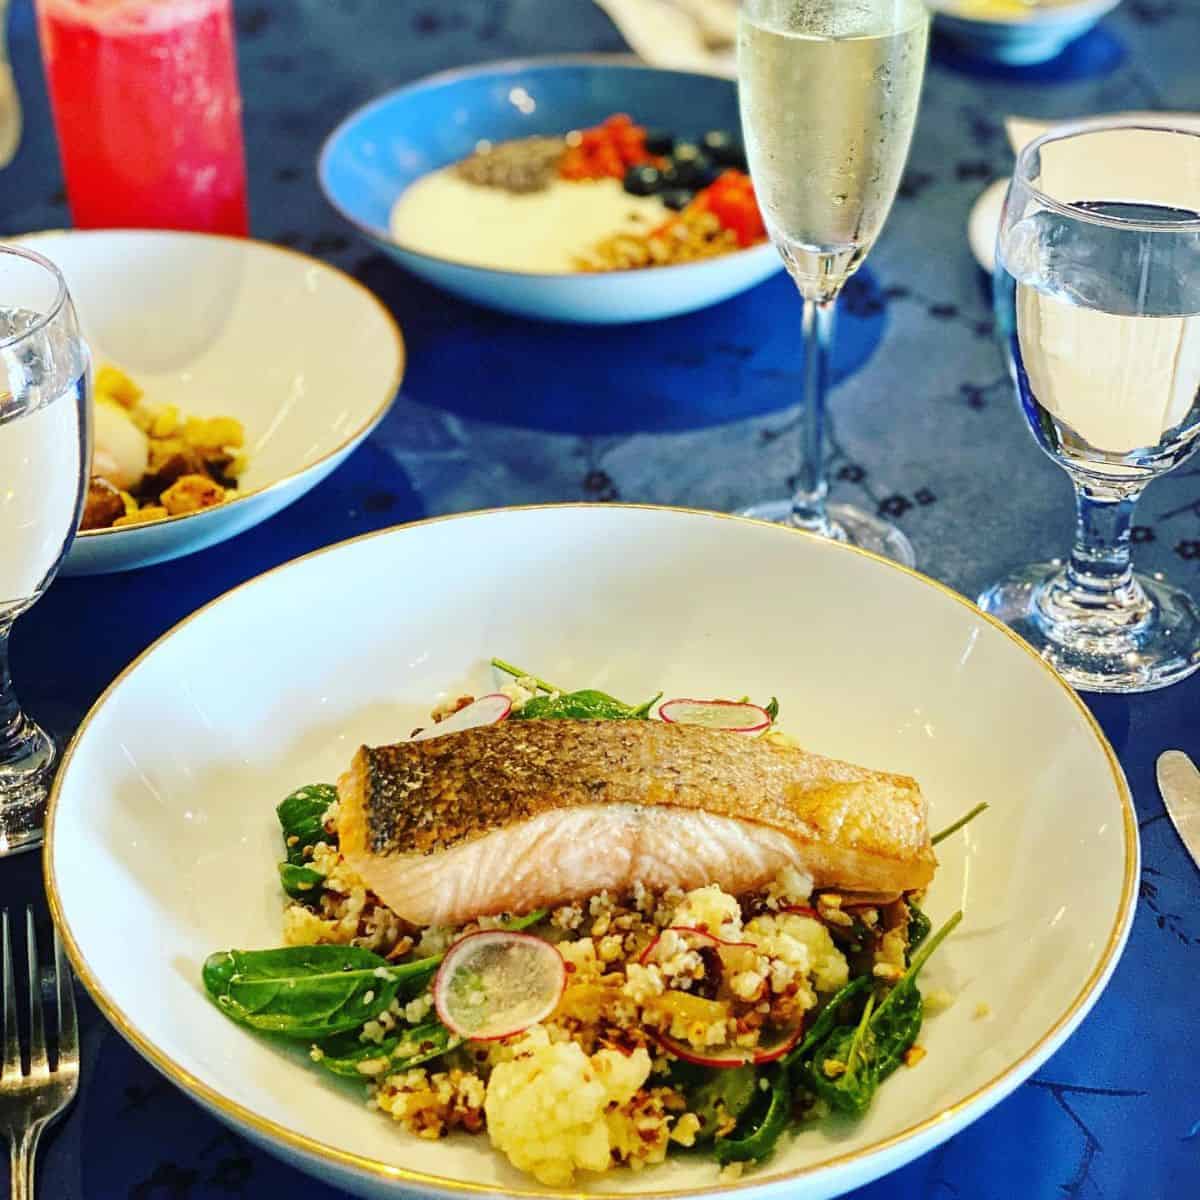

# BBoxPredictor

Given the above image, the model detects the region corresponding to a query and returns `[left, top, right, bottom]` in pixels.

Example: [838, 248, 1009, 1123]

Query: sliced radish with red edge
[433, 930, 565, 1042]
[411, 694, 511, 742]
[651, 1020, 804, 1068]
[639, 926, 758, 974]
[658, 699, 770, 734]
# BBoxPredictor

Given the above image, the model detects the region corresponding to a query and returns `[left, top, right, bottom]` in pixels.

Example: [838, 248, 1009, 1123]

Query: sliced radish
[411, 694, 511, 742]
[433, 930, 565, 1042]
[651, 1020, 804, 1069]
[658, 699, 770, 734]
[639, 926, 758, 975]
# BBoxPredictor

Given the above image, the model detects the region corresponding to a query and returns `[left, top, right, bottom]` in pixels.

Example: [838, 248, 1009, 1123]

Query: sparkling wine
[738, 0, 928, 297]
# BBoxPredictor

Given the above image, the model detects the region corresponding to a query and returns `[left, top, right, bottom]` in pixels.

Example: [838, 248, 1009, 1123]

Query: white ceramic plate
[46, 506, 1137, 1199]
[16, 230, 405, 575]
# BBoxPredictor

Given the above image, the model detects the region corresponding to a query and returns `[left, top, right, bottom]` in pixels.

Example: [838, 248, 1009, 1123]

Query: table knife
[1156, 750, 1200, 872]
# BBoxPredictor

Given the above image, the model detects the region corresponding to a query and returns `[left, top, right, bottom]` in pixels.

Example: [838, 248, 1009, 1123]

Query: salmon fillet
[337, 719, 936, 927]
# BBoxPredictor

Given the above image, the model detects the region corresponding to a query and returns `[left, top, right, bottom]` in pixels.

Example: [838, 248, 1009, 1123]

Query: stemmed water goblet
[0, 244, 90, 850]
[979, 119, 1200, 692]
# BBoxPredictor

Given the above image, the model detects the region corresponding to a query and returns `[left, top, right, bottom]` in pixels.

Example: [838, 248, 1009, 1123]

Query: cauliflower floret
[670, 884, 743, 939]
[282, 904, 338, 946]
[485, 1036, 652, 1185]
[745, 912, 849, 994]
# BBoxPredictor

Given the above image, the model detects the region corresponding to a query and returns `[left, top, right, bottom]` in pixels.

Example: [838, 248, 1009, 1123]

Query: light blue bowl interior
[320, 61, 747, 242]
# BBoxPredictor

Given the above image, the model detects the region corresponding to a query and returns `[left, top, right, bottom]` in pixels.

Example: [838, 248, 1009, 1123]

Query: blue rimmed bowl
[318, 57, 782, 324]
[928, 0, 1122, 65]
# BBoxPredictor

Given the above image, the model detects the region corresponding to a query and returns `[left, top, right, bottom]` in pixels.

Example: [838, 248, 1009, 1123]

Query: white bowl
[927, 0, 1122, 65]
[46, 505, 1137, 1199]
[15, 230, 405, 576]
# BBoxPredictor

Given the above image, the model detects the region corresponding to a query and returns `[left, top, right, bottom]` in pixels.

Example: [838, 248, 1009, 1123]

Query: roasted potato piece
[80, 477, 127, 530]
[112, 505, 168, 528]
[160, 473, 225, 515]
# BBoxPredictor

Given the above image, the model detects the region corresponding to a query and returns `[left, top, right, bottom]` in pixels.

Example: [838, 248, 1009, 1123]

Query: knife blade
[1156, 750, 1200, 872]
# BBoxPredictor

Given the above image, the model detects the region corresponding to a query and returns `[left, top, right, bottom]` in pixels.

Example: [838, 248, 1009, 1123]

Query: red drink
[36, 0, 249, 234]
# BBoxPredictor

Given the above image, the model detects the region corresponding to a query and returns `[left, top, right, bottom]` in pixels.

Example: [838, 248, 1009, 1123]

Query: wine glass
[736, 0, 929, 564]
[979, 119, 1200, 693]
[0, 244, 90, 851]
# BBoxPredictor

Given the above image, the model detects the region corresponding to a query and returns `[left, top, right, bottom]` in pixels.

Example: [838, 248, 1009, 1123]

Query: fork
[0, 909, 79, 1199]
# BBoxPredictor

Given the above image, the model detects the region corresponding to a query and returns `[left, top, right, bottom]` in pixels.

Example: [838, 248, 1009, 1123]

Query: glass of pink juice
[36, 0, 249, 234]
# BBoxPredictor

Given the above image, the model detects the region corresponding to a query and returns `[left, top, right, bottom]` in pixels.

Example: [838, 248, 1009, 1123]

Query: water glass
[980, 119, 1200, 692]
[0, 245, 89, 851]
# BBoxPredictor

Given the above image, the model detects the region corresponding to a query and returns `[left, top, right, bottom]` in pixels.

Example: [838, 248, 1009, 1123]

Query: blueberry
[701, 129, 746, 167]
[671, 140, 704, 165]
[624, 164, 663, 195]
[660, 188, 694, 211]
[643, 128, 674, 156]
[668, 149, 714, 188]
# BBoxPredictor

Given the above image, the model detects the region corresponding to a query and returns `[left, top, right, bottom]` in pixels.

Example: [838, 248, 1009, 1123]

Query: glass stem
[789, 293, 842, 538]
[1060, 480, 1148, 617]
[0, 621, 24, 760]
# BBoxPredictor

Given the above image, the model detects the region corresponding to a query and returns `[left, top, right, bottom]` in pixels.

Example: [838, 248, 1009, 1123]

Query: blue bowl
[318, 57, 782, 324]
[928, 0, 1122, 65]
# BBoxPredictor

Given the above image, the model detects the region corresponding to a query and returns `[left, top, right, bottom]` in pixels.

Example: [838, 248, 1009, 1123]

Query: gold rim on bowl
[43, 503, 1138, 1199]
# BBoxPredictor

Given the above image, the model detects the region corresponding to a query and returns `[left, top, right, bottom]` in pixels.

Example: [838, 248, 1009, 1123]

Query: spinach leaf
[713, 1066, 791, 1164]
[315, 1020, 460, 1079]
[783, 975, 870, 1071]
[685, 1066, 758, 1144]
[492, 658, 659, 721]
[499, 909, 548, 932]
[869, 909, 962, 1076]
[515, 689, 661, 722]
[202, 945, 440, 1039]
[278, 862, 327, 900]
[764, 697, 780, 724]
[906, 902, 932, 956]
[807, 995, 879, 1116]
[277, 784, 337, 866]
[873, 985, 921, 1080]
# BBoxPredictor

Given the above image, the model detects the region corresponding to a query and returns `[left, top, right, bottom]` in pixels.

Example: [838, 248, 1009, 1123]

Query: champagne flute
[0, 244, 90, 851]
[737, 0, 929, 564]
[980, 119, 1200, 692]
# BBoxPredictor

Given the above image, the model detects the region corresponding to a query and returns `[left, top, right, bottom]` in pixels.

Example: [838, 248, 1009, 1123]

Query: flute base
[978, 561, 1200, 694]
[739, 499, 916, 568]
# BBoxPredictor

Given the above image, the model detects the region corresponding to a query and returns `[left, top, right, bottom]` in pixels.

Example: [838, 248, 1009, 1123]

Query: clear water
[996, 201, 1200, 479]
[0, 306, 89, 615]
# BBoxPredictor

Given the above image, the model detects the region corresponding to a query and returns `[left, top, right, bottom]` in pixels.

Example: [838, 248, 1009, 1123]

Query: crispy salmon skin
[337, 719, 936, 926]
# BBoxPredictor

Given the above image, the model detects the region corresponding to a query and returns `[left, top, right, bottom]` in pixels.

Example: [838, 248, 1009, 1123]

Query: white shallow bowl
[17, 230, 405, 576]
[927, 0, 1122, 65]
[46, 505, 1137, 1199]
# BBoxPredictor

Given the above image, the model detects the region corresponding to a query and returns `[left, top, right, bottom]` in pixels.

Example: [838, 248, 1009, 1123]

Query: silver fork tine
[1, 912, 19, 1083]
[53, 927, 78, 1070]
[25, 909, 46, 1080]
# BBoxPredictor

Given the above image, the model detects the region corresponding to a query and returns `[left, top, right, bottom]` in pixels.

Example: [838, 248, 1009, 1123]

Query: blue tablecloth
[1, 0, 1197, 1196]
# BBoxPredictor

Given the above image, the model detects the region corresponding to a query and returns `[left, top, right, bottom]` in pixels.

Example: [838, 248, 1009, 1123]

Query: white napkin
[1005, 112, 1200, 212]
[593, 0, 738, 75]
[968, 111, 1200, 271]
